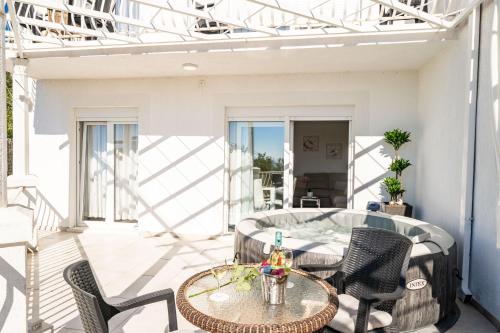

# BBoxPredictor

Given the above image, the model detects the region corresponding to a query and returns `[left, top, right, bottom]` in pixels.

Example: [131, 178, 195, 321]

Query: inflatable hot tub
[234, 208, 458, 332]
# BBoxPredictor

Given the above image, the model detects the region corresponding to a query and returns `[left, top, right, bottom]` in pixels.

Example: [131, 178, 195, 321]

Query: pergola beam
[6, 22, 445, 53]
[372, 0, 453, 28]
[17, 16, 141, 43]
[6, 0, 25, 57]
[450, 0, 485, 28]
[2, 0, 479, 57]
[247, 0, 369, 33]
[14, 0, 200, 40]
[131, 0, 278, 36]
[22, 33, 65, 46]
[19, 28, 454, 58]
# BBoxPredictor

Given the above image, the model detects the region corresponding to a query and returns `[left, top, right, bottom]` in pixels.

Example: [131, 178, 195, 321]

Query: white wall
[0, 206, 34, 333]
[415, 24, 469, 254]
[28, 71, 419, 236]
[416, 0, 500, 322]
[0, 244, 26, 333]
[470, 0, 500, 321]
[293, 121, 349, 175]
[353, 136, 393, 210]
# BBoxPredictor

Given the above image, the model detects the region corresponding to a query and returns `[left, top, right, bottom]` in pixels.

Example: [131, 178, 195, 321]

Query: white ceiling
[23, 40, 449, 79]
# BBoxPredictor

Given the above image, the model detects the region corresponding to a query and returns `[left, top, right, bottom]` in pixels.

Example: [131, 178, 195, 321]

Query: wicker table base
[177, 267, 338, 333]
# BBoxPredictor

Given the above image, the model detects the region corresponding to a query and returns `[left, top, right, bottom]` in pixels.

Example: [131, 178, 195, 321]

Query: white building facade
[4, 0, 500, 327]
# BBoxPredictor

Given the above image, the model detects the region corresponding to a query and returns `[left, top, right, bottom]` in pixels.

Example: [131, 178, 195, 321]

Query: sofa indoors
[293, 173, 347, 208]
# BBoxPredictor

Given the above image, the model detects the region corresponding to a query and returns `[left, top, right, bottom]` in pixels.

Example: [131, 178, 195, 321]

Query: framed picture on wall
[303, 136, 319, 151]
[326, 143, 342, 159]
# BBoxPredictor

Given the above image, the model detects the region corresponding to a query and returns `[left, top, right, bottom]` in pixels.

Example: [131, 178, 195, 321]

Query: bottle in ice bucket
[275, 231, 282, 248]
[260, 231, 288, 305]
[270, 231, 284, 267]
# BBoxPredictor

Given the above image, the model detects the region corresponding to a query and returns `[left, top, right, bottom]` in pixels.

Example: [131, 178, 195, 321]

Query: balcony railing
[258, 170, 283, 188]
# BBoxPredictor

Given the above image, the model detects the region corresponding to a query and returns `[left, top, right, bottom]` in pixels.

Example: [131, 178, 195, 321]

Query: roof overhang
[22, 37, 450, 79]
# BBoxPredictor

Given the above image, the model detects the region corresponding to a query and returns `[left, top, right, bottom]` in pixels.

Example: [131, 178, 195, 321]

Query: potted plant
[383, 129, 413, 217]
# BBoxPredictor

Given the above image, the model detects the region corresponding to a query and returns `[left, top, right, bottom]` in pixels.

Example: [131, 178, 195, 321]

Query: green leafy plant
[6, 72, 12, 139]
[383, 177, 405, 203]
[384, 129, 410, 154]
[231, 263, 260, 291]
[389, 158, 411, 178]
[254, 152, 283, 172]
[383, 129, 412, 204]
[188, 261, 260, 298]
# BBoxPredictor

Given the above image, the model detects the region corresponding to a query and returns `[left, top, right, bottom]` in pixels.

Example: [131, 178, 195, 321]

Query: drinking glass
[283, 248, 294, 288]
[209, 262, 229, 302]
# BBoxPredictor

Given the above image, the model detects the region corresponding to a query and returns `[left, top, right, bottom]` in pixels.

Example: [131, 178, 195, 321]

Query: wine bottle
[275, 231, 282, 249]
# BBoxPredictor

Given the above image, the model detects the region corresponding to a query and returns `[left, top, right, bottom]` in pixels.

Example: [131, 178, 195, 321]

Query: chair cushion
[328, 294, 392, 333]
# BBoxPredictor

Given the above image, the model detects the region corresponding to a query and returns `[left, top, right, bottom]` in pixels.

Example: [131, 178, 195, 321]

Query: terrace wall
[415, 19, 469, 263]
[417, 0, 500, 323]
[470, 0, 500, 323]
[28, 71, 418, 235]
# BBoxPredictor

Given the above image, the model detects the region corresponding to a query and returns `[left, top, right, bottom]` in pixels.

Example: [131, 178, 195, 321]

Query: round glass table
[176, 266, 338, 333]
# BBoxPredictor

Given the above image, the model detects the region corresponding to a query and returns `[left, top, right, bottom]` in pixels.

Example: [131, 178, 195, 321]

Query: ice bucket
[261, 274, 287, 305]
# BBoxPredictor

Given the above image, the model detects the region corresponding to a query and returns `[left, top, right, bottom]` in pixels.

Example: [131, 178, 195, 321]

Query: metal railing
[258, 170, 283, 188]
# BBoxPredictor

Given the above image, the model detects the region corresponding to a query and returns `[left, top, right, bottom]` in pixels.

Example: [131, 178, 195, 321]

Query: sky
[252, 126, 284, 161]
[229, 122, 284, 161]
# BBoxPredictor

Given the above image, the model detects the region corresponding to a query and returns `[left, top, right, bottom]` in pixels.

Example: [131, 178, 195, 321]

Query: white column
[12, 59, 30, 176]
[458, 8, 481, 299]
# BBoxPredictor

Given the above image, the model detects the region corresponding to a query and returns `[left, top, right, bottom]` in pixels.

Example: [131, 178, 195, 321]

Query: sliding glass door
[80, 123, 108, 221]
[78, 121, 139, 224]
[227, 121, 285, 228]
[114, 124, 139, 221]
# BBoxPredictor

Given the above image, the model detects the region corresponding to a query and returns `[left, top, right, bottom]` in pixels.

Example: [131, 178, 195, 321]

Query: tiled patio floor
[27, 228, 497, 333]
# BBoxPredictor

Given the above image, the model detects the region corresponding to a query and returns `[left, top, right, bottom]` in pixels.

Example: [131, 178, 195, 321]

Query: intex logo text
[406, 279, 428, 290]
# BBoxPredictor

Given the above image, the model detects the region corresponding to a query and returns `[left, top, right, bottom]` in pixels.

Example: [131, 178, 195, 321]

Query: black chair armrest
[354, 287, 406, 332]
[113, 288, 177, 332]
[113, 288, 175, 310]
[359, 285, 406, 304]
[300, 263, 345, 293]
[331, 271, 345, 293]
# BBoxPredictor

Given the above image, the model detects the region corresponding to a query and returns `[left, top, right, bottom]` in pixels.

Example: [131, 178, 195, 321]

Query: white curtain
[114, 124, 139, 221]
[83, 125, 107, 219]
[228, 122, 254, 227]
[253, 178, 267, 211]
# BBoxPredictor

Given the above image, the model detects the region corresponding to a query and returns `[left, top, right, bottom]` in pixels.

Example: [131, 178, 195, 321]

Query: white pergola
[0, 0, 485, 205]
[2, 0, 484, 58]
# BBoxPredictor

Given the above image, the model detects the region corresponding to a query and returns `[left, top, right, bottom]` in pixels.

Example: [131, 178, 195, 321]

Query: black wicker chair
[63, 260, 178, 333]
[300, 227, 413, 333]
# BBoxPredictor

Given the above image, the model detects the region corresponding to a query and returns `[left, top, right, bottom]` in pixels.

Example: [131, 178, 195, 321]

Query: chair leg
[354, 299, 371, 333]
[167, 296, 178, 332]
